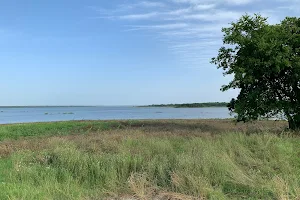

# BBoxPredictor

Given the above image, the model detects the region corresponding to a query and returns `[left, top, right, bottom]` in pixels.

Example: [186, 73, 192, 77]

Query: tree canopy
[211, 14, 300, 129]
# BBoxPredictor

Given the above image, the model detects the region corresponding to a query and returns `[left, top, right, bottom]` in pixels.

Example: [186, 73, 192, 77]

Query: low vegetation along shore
[0, 120, 299, 199]
[139, 102, 228, 108]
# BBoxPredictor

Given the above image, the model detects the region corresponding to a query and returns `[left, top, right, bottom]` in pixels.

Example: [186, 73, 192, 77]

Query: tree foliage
[211, 14, 300, 129]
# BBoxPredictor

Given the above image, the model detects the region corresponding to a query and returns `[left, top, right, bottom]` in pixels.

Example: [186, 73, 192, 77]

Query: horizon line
[0, 102, 229, 108]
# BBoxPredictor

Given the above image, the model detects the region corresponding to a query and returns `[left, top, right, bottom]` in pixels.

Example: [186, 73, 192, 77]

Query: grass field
[0, 120, 299, 199]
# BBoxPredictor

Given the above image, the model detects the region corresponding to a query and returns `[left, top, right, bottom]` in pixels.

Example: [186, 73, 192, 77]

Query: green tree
[211, 14, 300, 129]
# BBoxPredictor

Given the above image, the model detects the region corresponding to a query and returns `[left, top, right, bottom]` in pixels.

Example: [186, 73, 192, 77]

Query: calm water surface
[0, 106, 232, 124]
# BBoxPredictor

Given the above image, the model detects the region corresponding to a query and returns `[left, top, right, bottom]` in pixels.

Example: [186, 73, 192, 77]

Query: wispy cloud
[171, 0, 205, 4]
[194, 4, 216, 10]
[138, 1, 166, 7]
[164, 10, 243, 22]
[88, 1, 165, 15]
[124, 23, 189, 31]
[119, 12, 159, 20]
[89, 0, 299, 68]
[171, 0, 255, 5]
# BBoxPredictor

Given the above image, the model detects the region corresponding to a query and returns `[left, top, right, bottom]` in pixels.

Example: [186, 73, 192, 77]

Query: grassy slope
[0, 120, 299, 199]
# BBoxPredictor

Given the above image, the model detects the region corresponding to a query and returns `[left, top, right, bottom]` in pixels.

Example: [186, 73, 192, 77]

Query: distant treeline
[139, 102, 228, 108]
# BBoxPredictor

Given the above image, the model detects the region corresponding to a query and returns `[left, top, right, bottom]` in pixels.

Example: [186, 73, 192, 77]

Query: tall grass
[1, 130, 300, 199]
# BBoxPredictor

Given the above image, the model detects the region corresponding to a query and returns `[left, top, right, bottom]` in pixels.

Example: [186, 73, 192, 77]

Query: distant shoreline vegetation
[138, 102, 228, 108]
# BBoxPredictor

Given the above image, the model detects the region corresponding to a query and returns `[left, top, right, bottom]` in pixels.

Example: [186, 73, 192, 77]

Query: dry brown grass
[1, 119, 300, 200]
[0, 119, 289, 158]
[124, 119, 287, 134]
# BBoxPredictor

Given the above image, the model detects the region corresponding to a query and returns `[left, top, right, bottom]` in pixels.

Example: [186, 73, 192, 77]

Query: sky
[0, 0, 299, 106]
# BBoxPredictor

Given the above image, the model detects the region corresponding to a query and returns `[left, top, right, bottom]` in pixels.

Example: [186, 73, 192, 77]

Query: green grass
[0, 121, 123, 141]
[0, 120, 299, 199]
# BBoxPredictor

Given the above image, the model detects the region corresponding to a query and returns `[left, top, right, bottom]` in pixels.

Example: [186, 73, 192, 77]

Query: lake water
[0, 106, 232, 124]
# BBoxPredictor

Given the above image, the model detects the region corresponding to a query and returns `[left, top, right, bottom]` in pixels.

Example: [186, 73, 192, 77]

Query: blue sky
[0, 0, 299, 106]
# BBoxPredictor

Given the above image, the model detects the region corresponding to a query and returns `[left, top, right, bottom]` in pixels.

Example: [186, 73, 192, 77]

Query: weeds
[0, 120, 299, 199]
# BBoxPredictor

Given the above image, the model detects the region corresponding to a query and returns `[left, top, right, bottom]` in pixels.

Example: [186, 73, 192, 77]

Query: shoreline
[0, 118, 237, 126]
[0, 117, 286, 126]
[136, 106, 228, 108]
[137, 102, 228, 108]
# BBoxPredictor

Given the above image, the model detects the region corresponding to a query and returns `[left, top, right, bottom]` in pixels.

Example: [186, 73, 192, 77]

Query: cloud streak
[90, 0, 299, 68]
[119, 12, 159, 20]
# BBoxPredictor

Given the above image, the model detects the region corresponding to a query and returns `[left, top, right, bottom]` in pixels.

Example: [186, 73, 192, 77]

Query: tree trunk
[288, 114, 300, 130]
